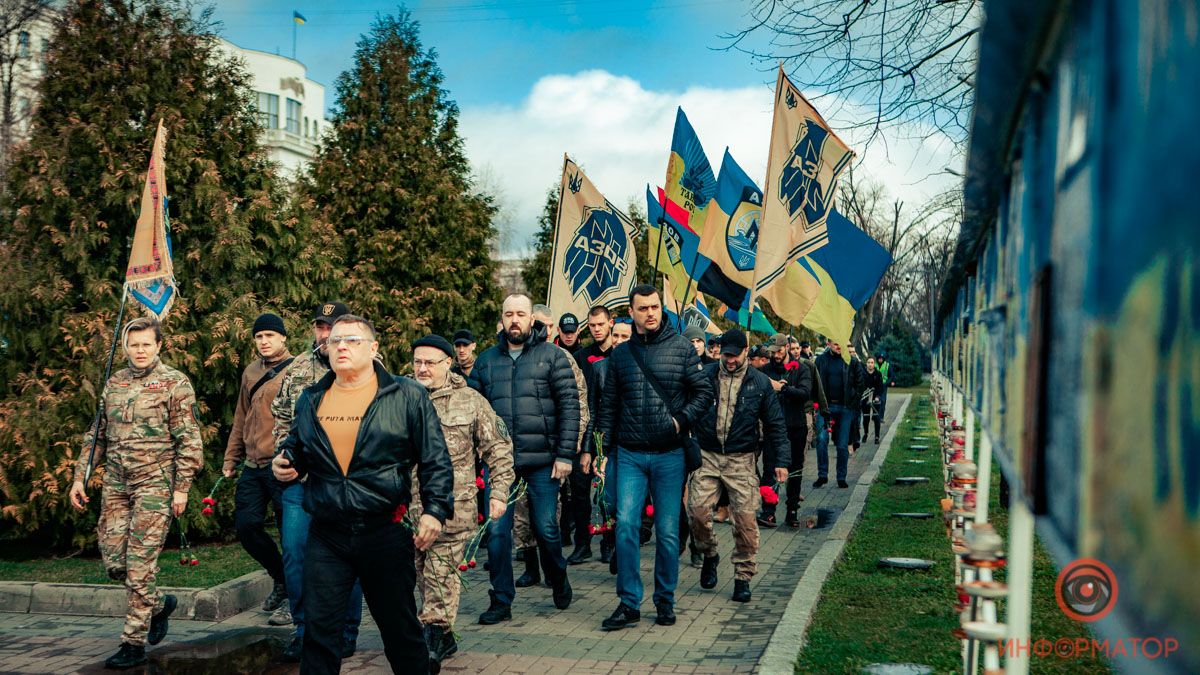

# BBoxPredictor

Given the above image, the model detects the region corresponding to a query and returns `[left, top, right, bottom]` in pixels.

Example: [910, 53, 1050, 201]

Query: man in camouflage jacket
[69, 317, 203, 669]
[409, 335, 515, 669]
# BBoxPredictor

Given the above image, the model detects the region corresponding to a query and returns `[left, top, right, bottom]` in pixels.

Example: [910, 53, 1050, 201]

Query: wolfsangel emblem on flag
[564, 206, 630, 305]
[779, 118, 845, 233]
[726, 186, 761, 272]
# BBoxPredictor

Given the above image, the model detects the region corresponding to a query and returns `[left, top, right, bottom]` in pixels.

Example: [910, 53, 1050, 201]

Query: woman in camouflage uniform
[69, 317, 203, 670]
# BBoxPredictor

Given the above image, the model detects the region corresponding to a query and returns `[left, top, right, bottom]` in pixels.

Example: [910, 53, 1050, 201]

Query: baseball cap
[558, 313, 580, 333]
[452, 329, 476, 345]
[312, 301, 350, 325]
[707, 336, 720, 347]
[769, 333, 789, 349]
[719, 329, 748, 356]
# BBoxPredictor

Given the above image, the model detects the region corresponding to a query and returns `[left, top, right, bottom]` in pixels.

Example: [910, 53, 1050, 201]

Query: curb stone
[0, 569, 271, 622]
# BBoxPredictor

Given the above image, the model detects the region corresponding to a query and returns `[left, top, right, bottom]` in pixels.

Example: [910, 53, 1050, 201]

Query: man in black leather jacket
[689, 329, 789, 603]
[273, 315, 453, 675]
[468, 294, 581, 625]
[596, 285, 714, 631]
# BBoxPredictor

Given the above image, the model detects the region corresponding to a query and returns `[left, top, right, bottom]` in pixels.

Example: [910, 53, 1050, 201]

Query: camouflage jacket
[412, 373, 515, 534]
[271, 346, 329, 453]
[78, 359, 204, 493]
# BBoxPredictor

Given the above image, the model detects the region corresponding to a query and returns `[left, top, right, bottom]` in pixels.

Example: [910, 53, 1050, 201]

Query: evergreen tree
[303, 11, 500, 366]
[521, 185, 557, 305]
[0, 0, 342, 547]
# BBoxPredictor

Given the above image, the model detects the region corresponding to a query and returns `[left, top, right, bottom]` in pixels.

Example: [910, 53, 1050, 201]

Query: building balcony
[262, 128, 318, 159]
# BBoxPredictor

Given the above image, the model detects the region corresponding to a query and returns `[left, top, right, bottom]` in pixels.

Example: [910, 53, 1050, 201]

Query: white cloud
[460, 70, 959, 257]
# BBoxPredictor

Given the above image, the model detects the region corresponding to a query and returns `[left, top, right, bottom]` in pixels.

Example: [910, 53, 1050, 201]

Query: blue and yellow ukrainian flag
[293, 11, 306, 25]
[761, 209, 891, 359]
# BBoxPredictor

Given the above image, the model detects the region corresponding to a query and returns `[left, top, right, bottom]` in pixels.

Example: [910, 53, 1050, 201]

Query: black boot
[599, 531, 613, 564]
[732, 579, 752, 603]
[514, 547, 540, 588]
[147, 594, 176, 646]
[700, 554, 720, 589]
[478, 590, 512, 625]
[567, 523, 592, 564]
[104, 643, 146, 669]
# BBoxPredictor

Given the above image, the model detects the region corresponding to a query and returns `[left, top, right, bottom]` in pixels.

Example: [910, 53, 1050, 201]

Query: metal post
[1005, 497, 1035, 675]
[975, 432, 991, 524]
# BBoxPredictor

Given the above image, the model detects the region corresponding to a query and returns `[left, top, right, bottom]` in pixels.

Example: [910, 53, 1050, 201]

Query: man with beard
[689, 329, 789, 602]
[469, 295, 580, 624]
[270, 302, 364, 662]
[759, 334, 812, 527]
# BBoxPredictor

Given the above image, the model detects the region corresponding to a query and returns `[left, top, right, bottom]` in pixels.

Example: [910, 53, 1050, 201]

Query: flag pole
[545, 153, 569, 305]
[651, 206, 666, 290]
[748, 64, 786, 314]
[82, 286, 129, 484]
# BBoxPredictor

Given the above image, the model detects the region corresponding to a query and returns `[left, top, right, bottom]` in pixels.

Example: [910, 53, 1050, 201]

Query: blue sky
[211, 0, 773, 113]
[209, 1, 958, 255]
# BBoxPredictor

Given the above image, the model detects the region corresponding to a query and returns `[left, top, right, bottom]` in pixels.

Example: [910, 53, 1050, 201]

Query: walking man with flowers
[409, 335, 515, 670]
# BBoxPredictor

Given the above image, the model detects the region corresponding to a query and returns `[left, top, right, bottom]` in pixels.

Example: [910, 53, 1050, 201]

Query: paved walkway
[0, 400, 906, 674]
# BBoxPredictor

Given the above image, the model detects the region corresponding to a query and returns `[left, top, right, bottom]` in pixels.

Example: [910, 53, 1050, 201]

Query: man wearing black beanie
[224, 312, 296, 626]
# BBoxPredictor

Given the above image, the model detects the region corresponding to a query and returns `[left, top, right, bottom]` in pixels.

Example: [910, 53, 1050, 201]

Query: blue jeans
[486, 465, 567, 606]
[815, 405, 854, 481]
[615, 447, 683, 609]
[281, 482, 362, 640]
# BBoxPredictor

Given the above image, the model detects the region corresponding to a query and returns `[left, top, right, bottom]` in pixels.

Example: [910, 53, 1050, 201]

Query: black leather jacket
[468, 322, 581, 472]
[762, 359, 813, 429]
[694, 363, 790, 466]
[596, 323, 714, 453]
[280, 361, 454, 526]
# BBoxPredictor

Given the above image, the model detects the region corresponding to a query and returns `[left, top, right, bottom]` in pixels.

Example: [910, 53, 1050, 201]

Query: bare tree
[723, 0, 982, 154]
[838, 167, 960, 348]
[0, 0, 52, 190]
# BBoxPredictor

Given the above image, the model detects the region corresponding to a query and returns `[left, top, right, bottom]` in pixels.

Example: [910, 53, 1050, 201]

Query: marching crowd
[68, 286, 894, 673]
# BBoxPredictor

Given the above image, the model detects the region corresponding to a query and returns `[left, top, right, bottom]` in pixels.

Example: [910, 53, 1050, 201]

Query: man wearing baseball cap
[556, 313, 583, 355]
[451, 330, 477, 379]
[689, 329, 788, 602]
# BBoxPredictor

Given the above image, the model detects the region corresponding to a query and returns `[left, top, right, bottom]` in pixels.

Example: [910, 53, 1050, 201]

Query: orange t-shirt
[317, 377, 378, 475]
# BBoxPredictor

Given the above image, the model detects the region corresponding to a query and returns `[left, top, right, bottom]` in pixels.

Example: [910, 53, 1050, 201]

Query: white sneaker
[268, 605, 293, 626]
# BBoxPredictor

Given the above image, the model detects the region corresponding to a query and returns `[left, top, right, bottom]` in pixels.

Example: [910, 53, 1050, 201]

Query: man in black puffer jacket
[468, 294, 580, 625]
[689, 329, 789, 604]
[273, 315, 453, 675]
[596, 285, 714, 632]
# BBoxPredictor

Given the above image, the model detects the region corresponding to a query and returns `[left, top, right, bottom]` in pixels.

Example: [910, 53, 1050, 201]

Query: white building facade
[217, 40, 326, 179]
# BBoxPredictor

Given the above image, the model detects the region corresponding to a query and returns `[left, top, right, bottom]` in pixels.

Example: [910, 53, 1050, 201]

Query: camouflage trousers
[687, 450, 761, 581]
[97, 475, 173, 645]
[415, 529, 473, 629]
[514, 492, 560, 550]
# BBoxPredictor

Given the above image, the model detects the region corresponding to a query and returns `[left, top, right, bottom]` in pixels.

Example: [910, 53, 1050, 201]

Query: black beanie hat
[252, 313, 287, 337]
[412, 334, 455, 360]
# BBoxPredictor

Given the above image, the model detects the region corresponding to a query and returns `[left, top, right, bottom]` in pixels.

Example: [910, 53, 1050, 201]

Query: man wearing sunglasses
[274, 315, 453, 674]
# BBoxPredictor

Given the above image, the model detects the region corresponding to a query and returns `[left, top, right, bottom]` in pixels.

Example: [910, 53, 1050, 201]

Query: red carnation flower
[201, 507, 214, 516]
[645, 504, 654, 517]
[189, 558, 199, 566]
[477, 513, 485, 524]
[812, 402, 819, 410]
[588, 524, 597, 535]
[393, 504, 408, 523]
[457, 564, 468, 572]
[785, 361, 799, 371]
[179, 556, 189, 566]
[468, 559, 477, 568]
[475, 477, 486, 490]
[588, 355, 605, 363]
[201, 497, 215, 506]
[759, 486, 780, 505]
